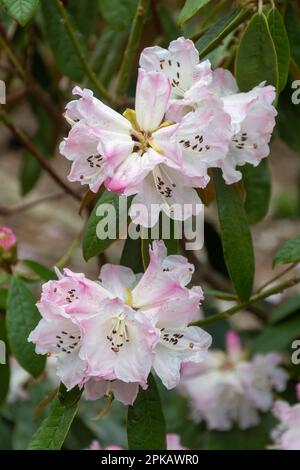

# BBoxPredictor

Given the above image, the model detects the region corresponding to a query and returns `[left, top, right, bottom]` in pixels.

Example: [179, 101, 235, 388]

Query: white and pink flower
[28, 241, 211, 403]
[271, 385, 300, 450]
[179, 331, 287, 430]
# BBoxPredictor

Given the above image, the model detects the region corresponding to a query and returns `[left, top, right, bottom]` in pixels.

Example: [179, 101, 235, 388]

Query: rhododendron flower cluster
[179, 331, 287, 430]
[28, 241, 211, 404]
[60, 37, 277, 227]
[88, 433, 187, 451]
[270, 384, 300, 450]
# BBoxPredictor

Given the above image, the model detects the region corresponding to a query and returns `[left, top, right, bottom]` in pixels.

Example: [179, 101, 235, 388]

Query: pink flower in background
[179, 331, 287, 430]
[87, 433, 187, 450]
[0, 226, 16, 252]
[271, 385, 300, 450]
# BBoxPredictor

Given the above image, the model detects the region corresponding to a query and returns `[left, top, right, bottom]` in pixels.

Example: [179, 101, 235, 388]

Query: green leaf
[277, 80, 300, 154]
[99, 0, 138, 31]
[121, 237, 144, 274]
[242, 160, 271, 224]
[214, 170, 254, 301]
[40, 0, 85, 81]
[20, 153, 42, 196]
[28, 387, 79, 450]
[273, 236, 300, 266]
[6, 276, 45, 377]
[0, 0, 39, 26]
[156, 2, 181, 43]
[178, 0, 210, 26]
[0, 288, 8, 310]
[22, 259, 56, 281]
[0, 316, 10, 408]
[270, 294, 300, 324]
[83, 193, 131, 261]
[285, 4, 300, 70]
[196, 7, 250, 57]
[68, 0, 99, 38]
[251, 312, 300, 353]
[235, 12, 278, 91]
[127, 374, 166, 450]
[58, 384, 82, 408]
[267, 8, 290, 92]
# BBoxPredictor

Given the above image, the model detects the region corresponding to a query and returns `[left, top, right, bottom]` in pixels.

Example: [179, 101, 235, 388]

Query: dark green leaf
[251, 312, 300, 353]
[22, 259, 56, 281]
[277, 79, 300, 154]
[83, 193, 131, 261]
[121, 237, 144, 274]
[285, 4, 300, 70]
[196, 7, 250, 57]
[267, 8, 290, 92]
[99, 0, 138, 31]
[0, 419, 13, 449]
[40, 0, 85, 81]
[235, 12, 278, 91]
[27, 392, 79, 450]
[6, 276, 45, 377]
[58, 384, 82, 408]
[127, 374, 166, 450]
[156, 1, 181, 43]
[273, 235, 300, 266]
[214, 170, 254, 301]
[270, 294, 300, 324]
[0, 288, 8, 310]
[0, 316, 10, 408]
[0, 0, 39, 26]
[20, 153, 42, 196]
[242, 160, 271, 224]
[178, 0, 210, 26]
[68, 0, 98, 38]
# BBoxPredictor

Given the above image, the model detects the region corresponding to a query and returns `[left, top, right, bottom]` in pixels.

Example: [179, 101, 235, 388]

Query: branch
[0, 192, 66, 216]
[193, 275, 300, 327]
[54, 0, 111, 103]
[116, 0, 150, 96]
[0, 108, 81, 201]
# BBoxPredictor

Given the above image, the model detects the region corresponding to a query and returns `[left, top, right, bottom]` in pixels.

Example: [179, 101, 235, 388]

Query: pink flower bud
[0, 226, 16, 252]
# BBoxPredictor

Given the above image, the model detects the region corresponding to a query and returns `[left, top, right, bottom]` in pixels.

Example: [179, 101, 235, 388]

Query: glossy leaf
[242, 160, 271, 224]
[214, 170, 254, 301]
[6, 276, 45, 377]
[196, 7, 250, 57]
[285, 4, 300, 70]
[277, 81, 300, 154]
[127, 374, 166, 450]
[99, 0, 138, 31]
[40, 0, 85, 81]
[273, 235, 300, 266]
[82, 193, 131, 261]
[22, 260, 56, 282]
[28, 388, 79, 450]
[0, 0, 39, 26]
[268, 8, 290, 92]
[235, 12, 278, 91]
[178, 0, 210, 26]
[0, 316, 10, 408]
[121, 237, 144, 274]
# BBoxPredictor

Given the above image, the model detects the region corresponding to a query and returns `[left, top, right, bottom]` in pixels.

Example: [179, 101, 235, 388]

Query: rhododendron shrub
[0, 0, 300, 452]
